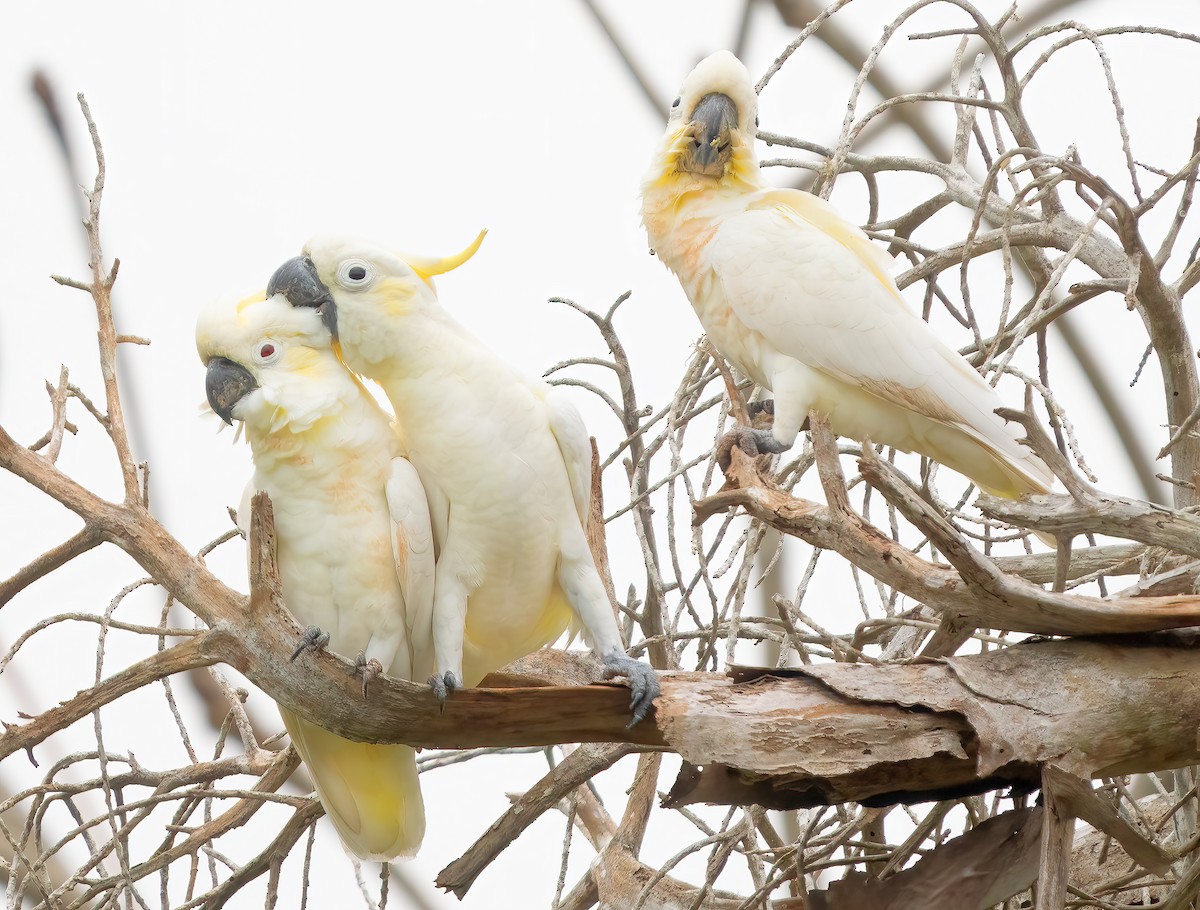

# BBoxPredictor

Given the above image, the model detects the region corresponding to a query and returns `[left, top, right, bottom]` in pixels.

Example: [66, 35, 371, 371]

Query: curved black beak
[205, 356, 258, 425]
[686, 92, 739, 176]
[266, 256, 338, 340]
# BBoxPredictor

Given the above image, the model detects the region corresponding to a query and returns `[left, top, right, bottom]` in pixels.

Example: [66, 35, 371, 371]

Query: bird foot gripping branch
[600, 650, 660, 727]
[354, 652, 385, 700]
[427, 670, 461, 707]
[716, 426, 791, 473]
[290, 625, 329, 661]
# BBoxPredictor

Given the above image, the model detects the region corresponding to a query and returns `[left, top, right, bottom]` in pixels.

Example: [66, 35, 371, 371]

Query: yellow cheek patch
[725, 137, 757, 185]
[376, 277, 423, 318]
[651, 127, 693, 188]
[282, 346, 323, 377]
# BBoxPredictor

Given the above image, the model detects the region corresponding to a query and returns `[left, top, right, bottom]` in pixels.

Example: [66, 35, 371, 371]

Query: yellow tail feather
[279, 707, 425, 861]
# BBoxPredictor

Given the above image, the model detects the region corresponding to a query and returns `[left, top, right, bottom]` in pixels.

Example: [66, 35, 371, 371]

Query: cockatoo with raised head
[196, 292, 435, 860]
[263, 234, 659, 723]
[641, 51, 1054, 500]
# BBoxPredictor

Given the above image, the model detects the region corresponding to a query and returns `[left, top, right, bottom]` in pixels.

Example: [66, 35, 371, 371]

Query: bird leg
[290, 625, 329, 661]
[600, 648, 660, 728]
[430, 574, 469, 707]
[354, 651, 385, 700]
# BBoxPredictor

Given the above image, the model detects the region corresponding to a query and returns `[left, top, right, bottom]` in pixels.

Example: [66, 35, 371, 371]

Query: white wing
[711, 188, 1052, 488]
[385, 458, 437, 679]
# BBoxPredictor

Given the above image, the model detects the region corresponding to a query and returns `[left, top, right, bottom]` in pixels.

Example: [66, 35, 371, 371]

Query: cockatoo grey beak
[205, 356, 258, 425]
[685, 92, 739, 177]
[267, 256, 338, 340]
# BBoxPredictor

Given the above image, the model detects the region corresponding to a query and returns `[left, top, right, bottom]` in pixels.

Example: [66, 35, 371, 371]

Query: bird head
[196, 292, 350, 434]
[264, 231, 486, 374]
[646, 51, 760, 189]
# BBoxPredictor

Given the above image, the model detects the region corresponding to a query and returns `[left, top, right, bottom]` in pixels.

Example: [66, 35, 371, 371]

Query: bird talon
[426, 670, 461, 710]
[354, 652, 384, 700]
[717, 427, 790, 472]
[290, 626, 329, 662]
[601, 653, 660, 727]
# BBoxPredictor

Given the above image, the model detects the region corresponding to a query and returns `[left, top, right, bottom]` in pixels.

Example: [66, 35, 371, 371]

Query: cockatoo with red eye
[196, 292, 434, 860]
[641, 51, 1054, 500]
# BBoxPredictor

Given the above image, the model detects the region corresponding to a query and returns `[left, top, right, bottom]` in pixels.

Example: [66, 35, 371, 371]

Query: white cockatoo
[641, 51, 1054, 500]
[196, 293, 435, 860]
[262, 234, 658, 723]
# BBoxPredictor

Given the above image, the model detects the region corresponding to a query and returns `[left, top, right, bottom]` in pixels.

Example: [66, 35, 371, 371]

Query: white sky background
[1, 1, 1197, 907]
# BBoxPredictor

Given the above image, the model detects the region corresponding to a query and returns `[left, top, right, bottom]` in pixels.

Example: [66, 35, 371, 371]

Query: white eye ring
[256, 339, 281, 364]
[336, 258, 375, 290]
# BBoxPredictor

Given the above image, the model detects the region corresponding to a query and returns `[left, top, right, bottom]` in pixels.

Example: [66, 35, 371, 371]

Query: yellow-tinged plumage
[642, 51, 1053, 501]
[196, 294, 435, 860]
[298, 238, 603, 686]
[264, 233, 658, 723]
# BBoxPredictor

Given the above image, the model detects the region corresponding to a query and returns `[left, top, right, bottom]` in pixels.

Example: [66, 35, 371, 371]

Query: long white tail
[279, 707, 425, 860]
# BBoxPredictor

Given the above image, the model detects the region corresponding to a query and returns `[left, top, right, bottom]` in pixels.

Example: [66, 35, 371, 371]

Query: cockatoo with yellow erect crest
[196, 292, 434, 860]
[263, 232, 659, 724]
[641, 51, 1054, 500]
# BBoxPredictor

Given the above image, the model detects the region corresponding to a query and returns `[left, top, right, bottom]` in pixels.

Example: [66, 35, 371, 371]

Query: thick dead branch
[14, 589, 1200, 824]
[663, 635, 1200, 809]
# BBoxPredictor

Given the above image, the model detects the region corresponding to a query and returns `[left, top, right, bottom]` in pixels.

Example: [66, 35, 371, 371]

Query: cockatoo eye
[336, 259, 375, 290]
[671, 97, 680, 109]
[257, 341, 280, 363]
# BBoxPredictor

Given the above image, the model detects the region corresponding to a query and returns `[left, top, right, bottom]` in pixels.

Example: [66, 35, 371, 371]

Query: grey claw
[717, 427, 791, 471]
[354, 652, 384, 700]
[290, 626, 330, 661]
[746, 427, 791, 456]
[601, 654, 660, 728]
[427, 670, 461, 709]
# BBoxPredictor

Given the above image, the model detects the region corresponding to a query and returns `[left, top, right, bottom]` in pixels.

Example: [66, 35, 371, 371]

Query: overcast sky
[2, 1, 1197, 907]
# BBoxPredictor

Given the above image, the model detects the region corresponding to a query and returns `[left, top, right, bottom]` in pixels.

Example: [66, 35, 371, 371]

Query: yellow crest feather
[235, 290, 268, 319]
[406, 230, 487, 282]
